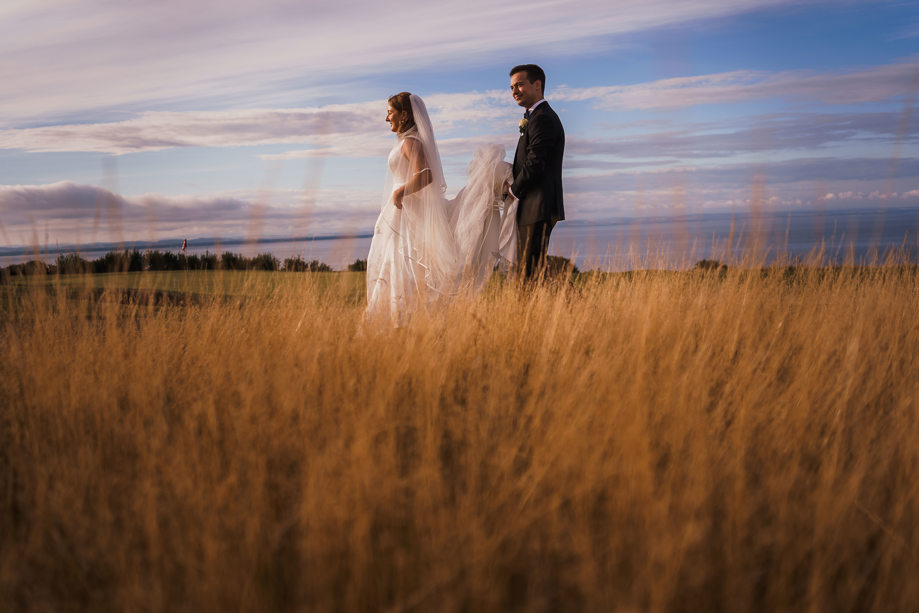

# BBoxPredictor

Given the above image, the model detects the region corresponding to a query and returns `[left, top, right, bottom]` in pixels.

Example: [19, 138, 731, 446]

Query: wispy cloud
[891, 21, 919, 40]
[2, 0, 856, 125]
[568, 110, 919, 160]
[563, 155, 919, 217]
[0, 95, 514, 154]
[590, 155, 916, 187]
[4, 58, 916, 156]
[555, 56, 919, 110]
[0, 104, 384, 154]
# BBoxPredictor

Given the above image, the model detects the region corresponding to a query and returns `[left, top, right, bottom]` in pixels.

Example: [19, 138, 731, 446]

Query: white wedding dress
[366, 95, 517, 324]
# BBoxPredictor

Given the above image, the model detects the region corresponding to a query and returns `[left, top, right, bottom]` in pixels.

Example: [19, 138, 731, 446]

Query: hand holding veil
[451, 145, 516, 288]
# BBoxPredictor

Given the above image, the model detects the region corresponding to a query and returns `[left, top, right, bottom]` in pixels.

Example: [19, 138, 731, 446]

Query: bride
[365, 92, 516, 323]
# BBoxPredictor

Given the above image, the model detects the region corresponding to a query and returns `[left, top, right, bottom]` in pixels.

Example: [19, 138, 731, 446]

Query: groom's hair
[509, 64, 546, 94]
[388, 92, 416, 132]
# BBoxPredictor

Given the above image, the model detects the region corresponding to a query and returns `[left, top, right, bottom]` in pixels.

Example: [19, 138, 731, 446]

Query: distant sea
[3, 207, 918, 271]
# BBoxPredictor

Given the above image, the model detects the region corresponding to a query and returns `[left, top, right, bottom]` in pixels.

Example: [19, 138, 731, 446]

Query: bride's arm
[393, 138, 432, 208]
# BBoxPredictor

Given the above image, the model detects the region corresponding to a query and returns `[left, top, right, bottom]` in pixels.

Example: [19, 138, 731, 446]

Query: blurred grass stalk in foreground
[1, 257, 918, 611]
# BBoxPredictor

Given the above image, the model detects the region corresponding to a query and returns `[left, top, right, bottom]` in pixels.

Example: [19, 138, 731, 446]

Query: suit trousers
[516, 219, 556, 279]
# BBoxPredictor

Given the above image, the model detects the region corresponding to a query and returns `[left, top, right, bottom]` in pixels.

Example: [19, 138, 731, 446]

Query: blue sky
[1, 0, 917, 248]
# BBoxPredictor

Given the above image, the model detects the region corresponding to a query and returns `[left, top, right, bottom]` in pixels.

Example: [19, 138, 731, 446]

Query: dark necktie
[524, 110, 530, 119]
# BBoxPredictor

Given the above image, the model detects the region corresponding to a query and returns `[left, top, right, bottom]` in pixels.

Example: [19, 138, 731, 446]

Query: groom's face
[510, 72, 541, 109]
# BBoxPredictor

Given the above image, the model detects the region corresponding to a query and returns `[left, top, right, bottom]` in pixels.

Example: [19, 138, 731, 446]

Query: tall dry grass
[2, 264, 919, 611]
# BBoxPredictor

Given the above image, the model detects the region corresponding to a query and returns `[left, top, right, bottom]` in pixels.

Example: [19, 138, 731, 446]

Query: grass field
[2, 265, 918, 611]
[1, 269, 365, 297]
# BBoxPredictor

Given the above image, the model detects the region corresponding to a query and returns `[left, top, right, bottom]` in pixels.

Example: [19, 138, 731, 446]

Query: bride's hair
[388, 92, 416, 132]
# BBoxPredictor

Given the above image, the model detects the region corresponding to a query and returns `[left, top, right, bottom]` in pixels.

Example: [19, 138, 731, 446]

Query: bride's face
[386, 104, 407, 133]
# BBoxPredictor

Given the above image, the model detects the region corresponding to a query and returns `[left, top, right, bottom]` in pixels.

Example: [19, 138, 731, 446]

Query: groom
[508, 64, 565, 279]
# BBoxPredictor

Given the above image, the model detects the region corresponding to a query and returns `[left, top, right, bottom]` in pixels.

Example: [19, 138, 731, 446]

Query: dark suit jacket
[511, 101, 565, 226]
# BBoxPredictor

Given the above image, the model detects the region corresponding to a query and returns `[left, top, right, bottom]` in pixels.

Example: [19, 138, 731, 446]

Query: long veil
[450, 145, 515, 289]
[406, 95, 519, 292]
[398, 95, 461, 297]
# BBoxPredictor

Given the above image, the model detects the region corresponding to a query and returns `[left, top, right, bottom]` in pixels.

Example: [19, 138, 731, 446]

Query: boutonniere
[519, 118, 528, 133]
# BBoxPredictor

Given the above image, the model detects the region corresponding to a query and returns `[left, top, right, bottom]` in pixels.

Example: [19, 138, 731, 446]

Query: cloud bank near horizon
[0, 181, 379, 247]
[4, 160, 918, 248]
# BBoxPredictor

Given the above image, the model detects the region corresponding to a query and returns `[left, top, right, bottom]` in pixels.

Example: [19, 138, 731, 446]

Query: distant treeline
[1, 249, 586, 282]
[1, 249, 368, 279]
